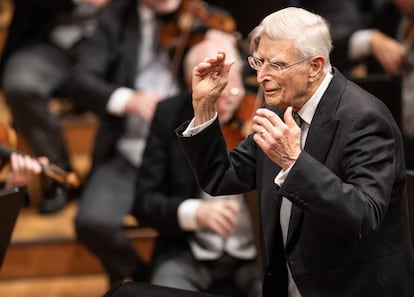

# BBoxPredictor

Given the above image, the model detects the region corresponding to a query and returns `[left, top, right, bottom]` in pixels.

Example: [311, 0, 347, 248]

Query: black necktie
[293, 112, 303, 128]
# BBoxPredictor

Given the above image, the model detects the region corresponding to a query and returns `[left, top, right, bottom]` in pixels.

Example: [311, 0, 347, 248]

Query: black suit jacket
[0, 0, 75, 79]
[177, 69, 414, 297]
[67, 0, 140, 165]
[133, 92, 201, 265]
[67, 0, 186, 166]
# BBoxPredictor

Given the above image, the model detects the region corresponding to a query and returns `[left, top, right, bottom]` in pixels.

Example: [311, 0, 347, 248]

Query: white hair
[249, 7, 332, 72]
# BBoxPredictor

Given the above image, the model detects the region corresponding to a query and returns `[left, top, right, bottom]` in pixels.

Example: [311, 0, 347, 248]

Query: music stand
[103, 281, 225, 297]
[0, 186, 26, 268]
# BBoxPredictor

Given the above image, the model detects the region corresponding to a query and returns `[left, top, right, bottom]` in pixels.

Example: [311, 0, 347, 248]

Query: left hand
[5, 153, 44, 189]
[252, 106, 302, 170]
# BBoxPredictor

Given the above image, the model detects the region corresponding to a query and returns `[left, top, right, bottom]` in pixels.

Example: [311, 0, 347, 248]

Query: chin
[264, 95, 284, 108]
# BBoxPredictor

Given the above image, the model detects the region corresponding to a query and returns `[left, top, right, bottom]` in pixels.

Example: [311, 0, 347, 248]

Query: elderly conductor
[176, 7, 414, 297]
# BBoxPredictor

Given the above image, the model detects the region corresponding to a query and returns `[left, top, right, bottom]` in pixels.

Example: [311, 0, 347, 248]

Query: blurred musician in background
[67, 0, 236, 288]
[348, 0, 414, 169]
[0, 0, 109, 214]
[133, 30, 262, 297]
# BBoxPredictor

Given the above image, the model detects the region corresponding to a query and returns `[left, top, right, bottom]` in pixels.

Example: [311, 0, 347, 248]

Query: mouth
[263, 88, 280, 96]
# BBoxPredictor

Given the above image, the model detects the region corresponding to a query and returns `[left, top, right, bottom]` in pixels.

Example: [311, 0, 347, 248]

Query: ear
[308, 56, 325, 81]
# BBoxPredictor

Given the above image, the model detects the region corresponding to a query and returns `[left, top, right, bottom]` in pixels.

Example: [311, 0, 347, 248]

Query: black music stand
[103, 281, 226, 297]
[0, 186, 26, 268]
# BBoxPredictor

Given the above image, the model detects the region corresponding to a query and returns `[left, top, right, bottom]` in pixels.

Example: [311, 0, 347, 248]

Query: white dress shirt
[274, 71, 333, 297]
[178, 192, 257, 260]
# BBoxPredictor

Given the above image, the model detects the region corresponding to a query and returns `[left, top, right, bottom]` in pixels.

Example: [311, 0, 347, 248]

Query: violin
[0, 122, 80, 189]
[159, 0, 237, 51]
[222, 90, 264, 150]
[159, 0, 237, 92]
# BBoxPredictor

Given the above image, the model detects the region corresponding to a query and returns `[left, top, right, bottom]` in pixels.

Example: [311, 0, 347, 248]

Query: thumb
[284, 106, 296, 127]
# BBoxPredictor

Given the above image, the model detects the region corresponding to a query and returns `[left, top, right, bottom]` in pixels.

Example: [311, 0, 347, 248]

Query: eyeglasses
[247, 55, 311, 72]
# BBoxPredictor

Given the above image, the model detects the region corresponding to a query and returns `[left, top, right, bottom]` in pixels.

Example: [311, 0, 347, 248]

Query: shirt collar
[297, 71, 333, 126]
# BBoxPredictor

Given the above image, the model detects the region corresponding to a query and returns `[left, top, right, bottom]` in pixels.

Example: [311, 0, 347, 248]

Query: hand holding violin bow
[0, 123, 81, 189]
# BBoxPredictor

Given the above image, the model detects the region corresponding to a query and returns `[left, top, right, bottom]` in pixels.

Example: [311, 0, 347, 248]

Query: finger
[200, 51, 234, 74]
[205, 50, 226, 65]
[213, 214, 236, 237]
[27, 156, 42, 174]
[251, 122, 265, 135]
[284, 106, 298, 128]
[13, 153, 26, 173]
[23, 155, 36, 176]
[255, 108, 285, 128]
[253, 109, 284, 137]
[222, 200, 240, 217]
[9, 153, 18, 172]
[220, 205, 239, 229]
[37, 156, 49, 166]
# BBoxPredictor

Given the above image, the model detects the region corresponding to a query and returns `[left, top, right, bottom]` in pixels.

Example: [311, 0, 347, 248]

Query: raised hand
[192, 50, 235, 126]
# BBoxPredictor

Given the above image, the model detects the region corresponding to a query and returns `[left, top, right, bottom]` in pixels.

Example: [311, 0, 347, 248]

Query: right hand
[195, 199, 240, 238]
[192, 50, 235, 126]
[124, 90, 161, 122]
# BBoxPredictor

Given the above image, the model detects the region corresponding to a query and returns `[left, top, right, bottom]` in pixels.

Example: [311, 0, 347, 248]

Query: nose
[256, 65, 271, 84]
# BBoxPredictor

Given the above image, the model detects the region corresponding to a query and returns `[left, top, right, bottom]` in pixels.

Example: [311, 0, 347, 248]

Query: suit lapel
[285, 70, 343, 248]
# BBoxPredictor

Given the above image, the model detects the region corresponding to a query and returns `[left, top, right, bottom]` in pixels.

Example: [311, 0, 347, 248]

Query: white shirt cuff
[182, 113, 218, 137]
[106, 87, 133, 116]
[274, 161, 295, 187]
[349, 29, 374, 60]
[177, 199, 202, 230]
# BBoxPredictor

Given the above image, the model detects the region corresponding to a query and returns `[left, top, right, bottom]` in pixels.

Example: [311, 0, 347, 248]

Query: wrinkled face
[140, 0, 181, 14]
[394, 0, 414, 16]
[253, 34, 313, 111]
[216, 65, 245, 124]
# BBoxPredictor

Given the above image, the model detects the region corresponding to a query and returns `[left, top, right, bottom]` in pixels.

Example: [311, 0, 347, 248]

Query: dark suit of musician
[0, 0, 74, 66]
[133, 89, 261, 296]
[0, 0, 80, 213]
[68, 0, 163, 285]
[69, 0, 141, 164]
[133, 93, 199, 249]
[68, 0, 235, 285]
[177, 67, 414, 297]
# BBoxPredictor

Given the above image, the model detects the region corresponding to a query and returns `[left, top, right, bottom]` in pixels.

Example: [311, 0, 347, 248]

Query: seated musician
[133, 30, 262, 297]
